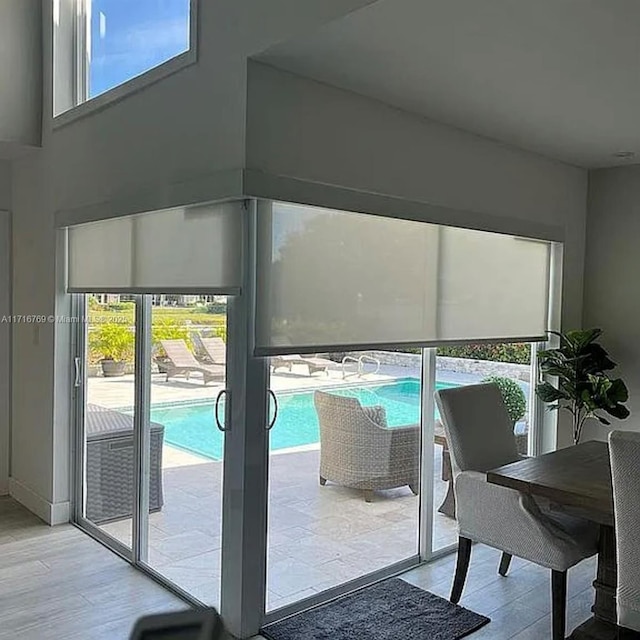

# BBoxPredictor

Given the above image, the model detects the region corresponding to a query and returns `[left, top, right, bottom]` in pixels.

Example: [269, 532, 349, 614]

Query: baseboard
[8, 478, 70, 525]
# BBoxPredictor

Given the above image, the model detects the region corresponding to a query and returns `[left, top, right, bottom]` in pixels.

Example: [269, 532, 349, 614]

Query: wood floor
[0, 496, 595, 639]
[0, 497, 185, 640]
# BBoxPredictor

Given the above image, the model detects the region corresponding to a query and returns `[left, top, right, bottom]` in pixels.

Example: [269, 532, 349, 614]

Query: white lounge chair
[199, 336, 227, 366]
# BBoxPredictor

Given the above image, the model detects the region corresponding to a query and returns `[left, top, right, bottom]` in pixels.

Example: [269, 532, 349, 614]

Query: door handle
[215, 389, 229, 432]
[74, 357, 82, 388]
[267, 390, 278, 431]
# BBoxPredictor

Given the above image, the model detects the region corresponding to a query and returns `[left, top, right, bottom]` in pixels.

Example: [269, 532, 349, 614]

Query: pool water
[150, 378, 456, 461]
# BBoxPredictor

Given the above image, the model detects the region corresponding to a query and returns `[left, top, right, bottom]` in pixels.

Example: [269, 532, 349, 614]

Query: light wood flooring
[0, 496, 594, 639]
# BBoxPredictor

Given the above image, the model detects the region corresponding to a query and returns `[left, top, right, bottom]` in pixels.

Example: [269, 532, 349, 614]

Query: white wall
[583, 166, 640, 440]
[10, 0, 591, 519]
[246, 63, 589, 448]
[10, 151, 61, 519]
[0, 161, 11, 209]
[0, 209, 10, 495]
[11, 0, 377, 520]
[246, 62, 588, 330]
[0, 0, 41, 152]
[52, 0, 377, 215]
[0, 161, 11, 495]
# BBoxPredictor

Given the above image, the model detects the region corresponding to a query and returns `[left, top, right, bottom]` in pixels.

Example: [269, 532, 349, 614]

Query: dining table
[487, 440, 617, 640]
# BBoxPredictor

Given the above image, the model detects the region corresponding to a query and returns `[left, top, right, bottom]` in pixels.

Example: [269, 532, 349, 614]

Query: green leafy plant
[397, 343, 531, 363]
[482, 376, 527, 424]
[536, 328, 630, 444]
[90, 323, 135, 363]
[151, 321, 190, 358]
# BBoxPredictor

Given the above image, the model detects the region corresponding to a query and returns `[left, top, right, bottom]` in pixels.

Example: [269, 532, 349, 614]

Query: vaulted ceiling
[256, 0, 640, 168]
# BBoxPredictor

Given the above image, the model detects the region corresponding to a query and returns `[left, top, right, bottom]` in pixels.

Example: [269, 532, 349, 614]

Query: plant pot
[100, 359, 126, 377]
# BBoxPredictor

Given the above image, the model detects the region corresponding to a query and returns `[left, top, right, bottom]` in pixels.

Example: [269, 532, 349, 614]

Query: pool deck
[87, 362, 480, 609]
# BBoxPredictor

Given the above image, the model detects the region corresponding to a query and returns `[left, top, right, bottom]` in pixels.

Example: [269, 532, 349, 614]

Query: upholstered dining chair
[609, 430, 640, 637]
[435, 383, 598, 640]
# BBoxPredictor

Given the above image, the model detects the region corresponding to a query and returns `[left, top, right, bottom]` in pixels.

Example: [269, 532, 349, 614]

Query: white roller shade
[255, 202, 552, 354]
[67, 201, 244, 293]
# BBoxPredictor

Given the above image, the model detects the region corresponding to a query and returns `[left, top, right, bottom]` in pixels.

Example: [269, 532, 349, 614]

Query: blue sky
[90, 0, 190, 98]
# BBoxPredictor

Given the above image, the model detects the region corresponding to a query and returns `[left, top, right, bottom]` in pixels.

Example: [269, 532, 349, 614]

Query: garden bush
[205, 302, 228, 315]
[436, 343, 530, 365]
[481, 375, 527, 423]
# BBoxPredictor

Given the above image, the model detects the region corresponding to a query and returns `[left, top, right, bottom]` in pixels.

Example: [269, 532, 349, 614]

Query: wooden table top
[487, 440, 614, 526]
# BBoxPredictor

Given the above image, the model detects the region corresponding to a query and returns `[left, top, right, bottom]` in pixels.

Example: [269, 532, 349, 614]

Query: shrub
[481, 375, 527, 424]
[152, 321, 191, 357]
[89, 323, 135, 363]
[106, 301, 136, 313]
[205, 302, 228, 315]
[211, 325, 227, 343]
[437, 343, 531, 365]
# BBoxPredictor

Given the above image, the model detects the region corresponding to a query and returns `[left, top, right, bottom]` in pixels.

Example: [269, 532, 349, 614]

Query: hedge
[436, 343, 531, 365]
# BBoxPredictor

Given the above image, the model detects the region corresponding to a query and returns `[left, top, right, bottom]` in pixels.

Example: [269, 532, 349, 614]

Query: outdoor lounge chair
[272, 354, 333, 375]
[314, 390, 420, 502]
[159, 340, 225, 385]
[199, 336, 227, 366]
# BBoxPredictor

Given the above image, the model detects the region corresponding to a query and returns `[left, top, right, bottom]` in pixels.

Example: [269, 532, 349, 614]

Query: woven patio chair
[313, 390, 420, 502]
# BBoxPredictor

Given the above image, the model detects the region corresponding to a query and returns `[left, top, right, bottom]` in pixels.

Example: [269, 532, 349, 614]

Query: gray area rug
[261, 578, 490, 640]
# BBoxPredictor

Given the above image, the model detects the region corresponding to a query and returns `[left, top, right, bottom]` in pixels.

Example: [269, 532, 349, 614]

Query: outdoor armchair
[313, 390, 420, 502]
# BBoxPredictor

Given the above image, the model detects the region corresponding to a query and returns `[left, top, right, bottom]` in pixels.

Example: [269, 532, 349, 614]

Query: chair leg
[450, 536, 472, 604]
[498, 552, 512, 577]
[319, 475, 327, 486]
[551, 570, 567, 640]
[364, 490, 374, 503]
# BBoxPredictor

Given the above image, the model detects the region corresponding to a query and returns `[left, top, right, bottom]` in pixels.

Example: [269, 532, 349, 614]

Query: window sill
[53, 47, 197, 130]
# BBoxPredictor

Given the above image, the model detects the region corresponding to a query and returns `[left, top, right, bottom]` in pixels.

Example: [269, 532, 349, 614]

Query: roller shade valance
[67, 201, 244, 294]
[255, 202, 552, 355]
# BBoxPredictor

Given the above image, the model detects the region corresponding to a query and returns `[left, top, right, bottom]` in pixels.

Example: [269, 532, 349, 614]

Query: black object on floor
[261, 577, 490, 640]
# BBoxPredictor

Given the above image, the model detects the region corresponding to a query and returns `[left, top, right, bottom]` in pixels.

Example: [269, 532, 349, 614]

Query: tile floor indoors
[0, 496, 595, 640]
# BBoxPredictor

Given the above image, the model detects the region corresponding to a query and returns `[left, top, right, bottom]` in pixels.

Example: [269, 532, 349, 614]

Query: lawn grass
[88, 306, 227, 327]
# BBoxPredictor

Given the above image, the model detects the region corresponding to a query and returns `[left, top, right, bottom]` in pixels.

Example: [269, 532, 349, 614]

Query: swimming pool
[149, 378, 457, 461]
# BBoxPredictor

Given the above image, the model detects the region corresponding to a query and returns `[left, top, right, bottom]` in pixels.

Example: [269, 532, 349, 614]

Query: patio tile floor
[91, 363, 462, 610]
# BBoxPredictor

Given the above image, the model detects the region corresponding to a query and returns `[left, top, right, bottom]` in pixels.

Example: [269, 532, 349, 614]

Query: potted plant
[91, 323, 135, 377]
[536, 328, 630, 444]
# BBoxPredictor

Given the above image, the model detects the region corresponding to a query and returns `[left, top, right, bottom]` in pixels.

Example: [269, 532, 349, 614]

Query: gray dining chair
[609, 430, 640, 636]
[435, 383, 598, 640]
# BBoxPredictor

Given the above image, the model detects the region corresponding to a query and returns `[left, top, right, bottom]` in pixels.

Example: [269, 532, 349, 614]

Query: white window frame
[53, 0, 198, 126]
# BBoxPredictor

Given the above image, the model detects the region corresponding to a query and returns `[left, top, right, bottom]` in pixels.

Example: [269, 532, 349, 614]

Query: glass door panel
[81, 295, 137, 550]
[432, 342, 535, 553]
[142, 295, 228, 606]
[265, 348, 422, 611]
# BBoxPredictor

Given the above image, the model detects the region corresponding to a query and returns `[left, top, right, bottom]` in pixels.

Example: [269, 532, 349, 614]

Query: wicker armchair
[313, 390, 420, 502]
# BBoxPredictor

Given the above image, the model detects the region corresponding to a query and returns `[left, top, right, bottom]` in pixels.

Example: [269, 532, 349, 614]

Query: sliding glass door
[141, 297, 229, 606]
[77, 295, 138, 554]
[75, 293, 230, 606]
[265, 349, 423, 612]
[67, 196, 557, 638]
